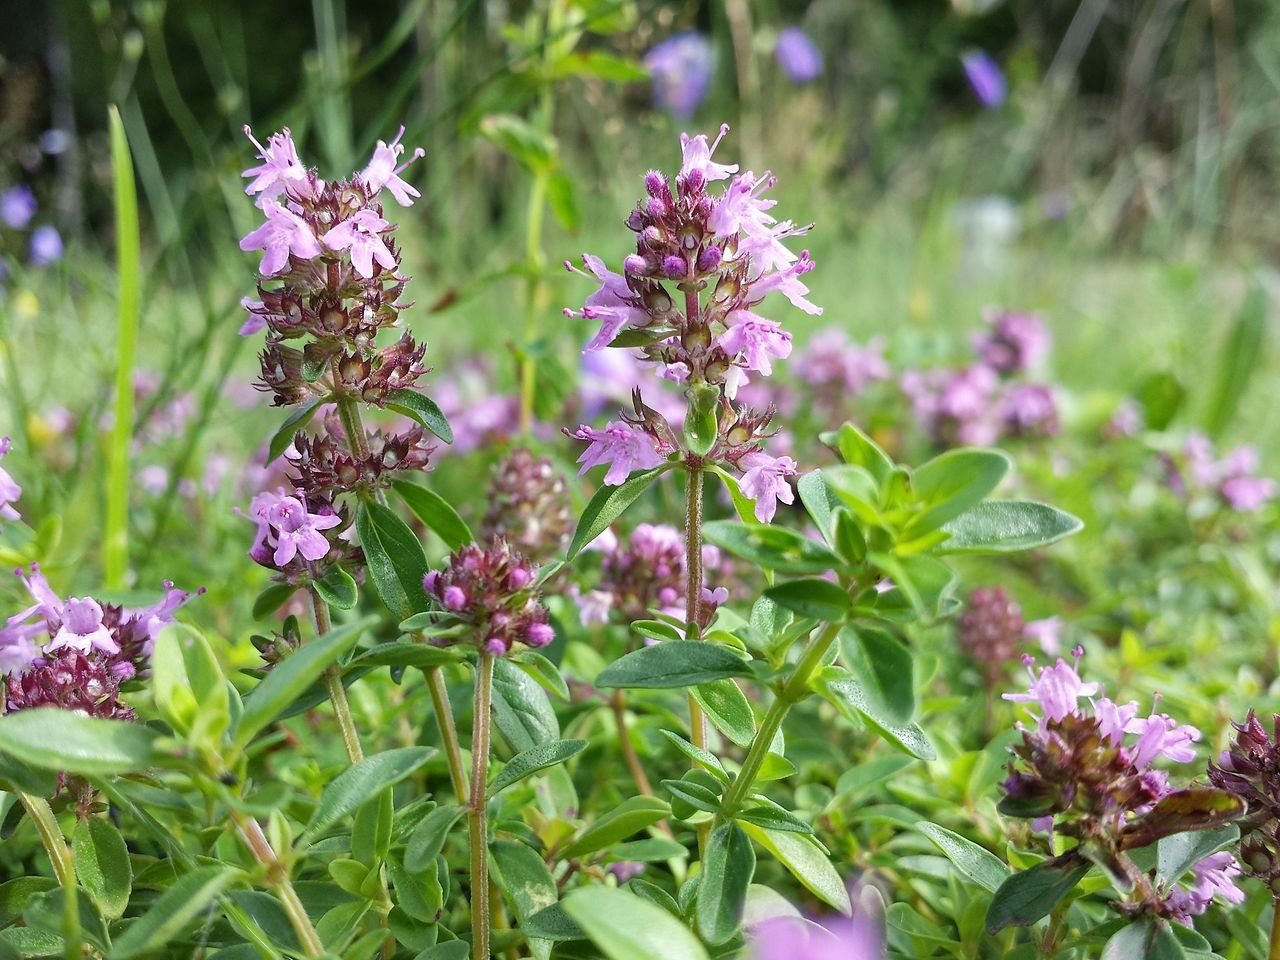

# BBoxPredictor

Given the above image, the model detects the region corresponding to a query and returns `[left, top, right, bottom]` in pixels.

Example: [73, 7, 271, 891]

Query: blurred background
[0, 0, 1277, 608]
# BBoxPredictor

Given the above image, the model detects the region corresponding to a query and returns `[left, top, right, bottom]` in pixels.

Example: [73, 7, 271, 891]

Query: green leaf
[303, 747, 434, 841]
[0, 754, 57, 796]
[1156, 825, 1239, 884]
[739, 823, 851, 915]
[392, 479, 473, 551]
[662, 777, 722, 815]
[314, 565, 358, 610]
[490, 840, 558, 960]
[491, 658, 560, 752]
[236, 617, 372, 748]
[384, 388, 453, 443]
[72, 817, 132, 920]
[812, 667, 936, 761]
[985, 854, 1089, 933]
[916, 822, 1009, 893]
[562, 887, 710, 960]
[1102, 918, 1188, 960]
[351, 641, 460, 670]
[112, 866, 239, 959]
[567, 466, 671, 560]
[938, 501, 1083, 554]
[404, 804, 466, 874]
[523, 902, 585, 941]
[736, 804, 812, 835]
[561, 797, 672, 859]
[357, 501, 429, 620]
[683, 386, 719, 457]
[547, 170, 581, 234]
[489, 740, 587, 797]
[822, 422, 895, 482]
[268, 398, 325, 462]
[1203, 282, 1266, 437]
[696, 823, 755, 944]
[764, 579, 852, 622]
[552, 50, 649, 82]
[660, 730, 729, 783]
[0, 708, 160, 776]
[1122, 789, 1244, 850]
[840, 627, 915, 725]
[151, 624, 229, 745]
[477, 114, 557, 173]
[252, 583, 296, 620]
[510, 652, 570, 701]
[702, 521, 842, 575]
[908, 448, 1010, 534]
[595, 642, 751, 689]
[691, 679, 755, 747]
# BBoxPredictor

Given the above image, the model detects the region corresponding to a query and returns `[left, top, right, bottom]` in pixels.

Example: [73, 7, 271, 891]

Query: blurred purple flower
[28, 225, 63, 266]
[645, 33, 715, 119]
[775, 28, 824, 84]
[1, 185, 36, 229]
[961, 50, 1006, 108]
[0, 437, 20, 525]
[749, 908, 883, 960]
[999, 383, 1060, 438]
[972, 309, 1051, 375]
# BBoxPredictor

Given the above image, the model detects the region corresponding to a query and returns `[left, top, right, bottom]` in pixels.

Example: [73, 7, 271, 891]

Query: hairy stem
[683, 466, 710, 855]
[719, 623, 841, 816]
[18, 794, 79, 960]
[427, 664, 469, 801]
[234, 811, 325, 957]
[335, 394, 372, 462]
[310, 588, 364, 764]
[1270, 898, 1280, 960]
[611, 691, 654, 797]
[470, 653, 495, 960]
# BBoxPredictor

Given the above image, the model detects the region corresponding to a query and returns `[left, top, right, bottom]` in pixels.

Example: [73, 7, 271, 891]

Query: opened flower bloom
[738, 451, 798, 522]
[246, 490, 343, 567]
[239, 199, 323, 276]
[359, 125, 426, 206]
[321, 209, 396, 279]
[0, 437, 20, 524]
[570, 421, 666, 486]
[242, 126, 310, 202]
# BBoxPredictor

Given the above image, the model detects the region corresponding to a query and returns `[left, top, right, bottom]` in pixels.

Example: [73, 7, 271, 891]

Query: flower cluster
[577, 524, 727, 628]
[1, 564, 197, 717]
[1208, 710, 1280, 888]
[791, 329, 890, 418]
[245, 488, 360, 580]
[238, 125, 441, 573]
[902, 309, 1059, 447]
[480, 449, 573, 561]
[422, 539, 553, 656]
[644, 33, 714, 119]
[565, 126, 814, 522]
[1175, 433, 1277, 513]
[956, 587, 1065, 688]
[0, 437, 20, 527]
[1001, 653, 1244, 923]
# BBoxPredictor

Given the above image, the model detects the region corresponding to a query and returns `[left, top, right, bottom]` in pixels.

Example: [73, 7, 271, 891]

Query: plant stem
[469, 652, 496, 960]
[719, 623, 841, 816]
[18, 793, 80, 960]
[1269, 898, 1280, 960]
[309, 588, 365, 764]
[335, 394, 372, 462]
[233, 811, 325, 958]
[611, 691, 654, 797]
[427, 664, 469, 801]
[683, 466, 710, 855]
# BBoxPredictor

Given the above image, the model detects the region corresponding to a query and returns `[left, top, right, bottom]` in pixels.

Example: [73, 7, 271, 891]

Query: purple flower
[359, 126, 426, 207]
[0, 437, 21, 524]
[423, 539, 552, 655]
[749, 911, 883, 960]
[720, 311, 793, 379]
[570, 421, 665, 486]
[961, 50, 1006, 108]
[1126, 712, 1201, 768]
[564, 255, 650, 350]
[1022, 616, 1063, 656]
[645, 33, 715, 119]
[46, 597, 118, 656]
[322, 209, 396, 279]
[1161, 852, 1245, 923]
[738, 451, 798, 523]
[1004, 656, 1099, 724]
[1094, 698, 1139, 745]
[1, 185, 37, 229]
[751, 251, 823, 315]
[680, 124, 739, 182]
[1220, 474, 1277, 512]
[241, 126, 311, 203]
[972, 310, 1051, 374]
[709, 170, 776, 238]
[239, 297, 267, 336]
[999, 383, 1060, 438]
[245, 490, 342, 567]
[240, 199, 323, 276]
[793, 330, 890, 396]
[29, 225, 63, 266]
[775, 28, 824, 84]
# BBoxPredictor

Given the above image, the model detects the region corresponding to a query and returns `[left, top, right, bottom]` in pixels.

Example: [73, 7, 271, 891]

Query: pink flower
[267, 496, 342, 566]
[738, 452, 798, 523]
[720, 311, 792, 379]
[679, 124, 738, 182]
[1004, 657, 1099, 724]
[1126, 712, 1201, 768]
[240, 199, 323, 276]
[321, 209, 396, 279]
[1093, 698, 1138, 745]
[360, 126, 426, 207]
[239, 297, 267, 336]
[1162, 852, 1245, 923]
[128, 582, 200, 651]
[241, 126, 311, 202]
[563, 255, 650, 351]
[47, 597, 119, 656]
[0, 437, 21, 524]
[570, 421, 665, 486]
[749, 911, 883, 960]
[708, 171, 777, 238]
[751, 251, 823, 315]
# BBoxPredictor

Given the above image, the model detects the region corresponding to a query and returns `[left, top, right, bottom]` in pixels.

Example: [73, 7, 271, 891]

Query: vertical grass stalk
[469, 652, 495, 960]
[17, 793, 80, 960]
[104, 105, 140, 590]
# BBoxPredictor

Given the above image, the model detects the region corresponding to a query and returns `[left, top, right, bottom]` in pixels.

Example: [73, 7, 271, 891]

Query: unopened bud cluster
[956, 586, 1024, 688]
[422, 539, 554, 656]
[1209, 710, 1280, 889]
[481, 449, 573, 560]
